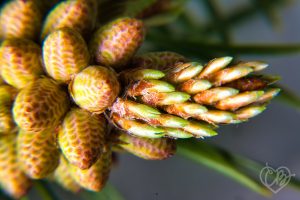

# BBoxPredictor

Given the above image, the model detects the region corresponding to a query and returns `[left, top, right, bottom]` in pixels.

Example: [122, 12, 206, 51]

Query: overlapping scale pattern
[59, 108, 107, 169]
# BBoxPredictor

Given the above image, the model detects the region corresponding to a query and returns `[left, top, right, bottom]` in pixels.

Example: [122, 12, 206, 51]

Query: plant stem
[177, 139, 272, 196]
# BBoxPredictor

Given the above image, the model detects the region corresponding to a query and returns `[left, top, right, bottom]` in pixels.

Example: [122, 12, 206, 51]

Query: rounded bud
[13, 78, 70, 133]
[90, 17, 145, 69]
[69, 66, 120, 113]
[1, 39, 44, 89]
[43, 28, 90, 83]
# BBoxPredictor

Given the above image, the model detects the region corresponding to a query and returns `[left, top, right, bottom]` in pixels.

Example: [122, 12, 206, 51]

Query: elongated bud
[236, 105, 266, 120]
[179, 79, 212, 94]
[59, 108, 107, 169]
[17, 129, 60, 179]
[255, 88, 281, 104]
[111, 98, 161, 119]
[0, 134, 31, 199]
[0, 0, 42, 40]
[215, 91, 264, 111]
[131, 51, 187, 70]
[193, 87, 239, 105]
[234, 61, 268, 72]
[224, 77, 268, 91]
[198, 110, 237, 124]
[111, 98, 188, 128]
[117, 131, 176, 160]
[112, 114, 165, 138]
[54, 155, 81, 193]
[13, 78, 70, 133]
[43, 28, 90, 83]
[1, 39, 44, 89]
[166, 62, 203, 83]
[69, 66, 120, 114]
[41, 0, 98, 40]
[141, 92, 190, 106]
[210, 66, 254, 86]
[165, 128, 193, 138]
[71, 148, 112, 192]
[198, 57, 233, 78]
[90, 17, 145, 69]
[183, 121, 218, 137]
[164, 102, 208, 118]
[120, 68, 165, 83]
[126, 80, 175, 96]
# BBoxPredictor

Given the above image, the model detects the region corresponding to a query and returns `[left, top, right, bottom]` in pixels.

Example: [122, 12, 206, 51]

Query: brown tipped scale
[165, 62, 203, 83]
[0, 134, 31, 199]
[90, 17, 145, 69]
[117, 130, 176, 160]
[69, 66, 120, 113]
[41, 0, 97, 40]
[59, 108, 107, 169]
[215, 91, 264, 111]
[43, 28, 90, 83]
[0, 39, 44, 89]
[17, 129, 60, 179]
[131, 51, 187, 70]
[71, 148, 112, 192]
[13, 77, 70, 133]
[0, 0, 42, 40]
[54, 155, 81, 193]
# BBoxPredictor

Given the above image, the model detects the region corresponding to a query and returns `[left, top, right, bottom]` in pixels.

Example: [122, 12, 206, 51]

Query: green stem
[34, 181, 61, 200]
[177, 139, 271, 196]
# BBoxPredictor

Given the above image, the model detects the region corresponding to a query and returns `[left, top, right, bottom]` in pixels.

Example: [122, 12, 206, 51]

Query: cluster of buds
[0, 0, 279, 198]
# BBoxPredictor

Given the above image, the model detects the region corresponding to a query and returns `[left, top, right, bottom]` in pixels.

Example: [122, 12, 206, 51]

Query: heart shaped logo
[259, 163, 295, 193]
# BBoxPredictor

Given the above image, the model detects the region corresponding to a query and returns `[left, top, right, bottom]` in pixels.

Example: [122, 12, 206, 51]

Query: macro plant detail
[0, 0, 299, 199]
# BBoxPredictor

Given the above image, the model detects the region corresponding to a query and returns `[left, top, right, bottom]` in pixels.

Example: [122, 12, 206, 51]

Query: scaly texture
[0, 85, 18, 134]
[0, 106, 16, 134]
[54, 155, 81, 193]
[0, 39, 44, 89]
[0, 0, 42, 40]
[117, 130, 176, 160]
[41, 0, 98, 40]
[112, 57, 280, 138]
[13, 77, 70, 133]
[129, 51, 188, 70]
[17, 129, 60, 179]
[59, 108, 107, 169]
[69, 66, 120, 113]
[71, 148, 112, 192]
[43, 28, 90, 83]
[0, 85, 18, 105]
[90, 17, 145, 69]
[0, 134, 31, 199]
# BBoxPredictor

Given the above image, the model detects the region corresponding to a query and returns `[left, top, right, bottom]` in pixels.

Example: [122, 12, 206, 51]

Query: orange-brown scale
[118, 131, 176, 160]
[0, 134, 31, 199]
[59, 108, 107, 169]
[90, 17, 145, 69]
[17, 129, 60, 179]
[13, 78, 70, 133]
[224, 77, 268, 91]
[71, 148, 112, 192]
